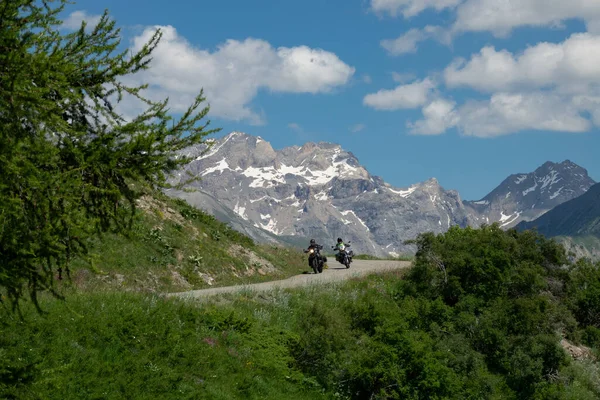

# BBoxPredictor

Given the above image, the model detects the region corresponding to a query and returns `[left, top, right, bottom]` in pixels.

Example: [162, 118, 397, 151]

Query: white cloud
[457, 93, 591, 137]
[381, 28, 426, 55]
[407, 92, 591, 137]
[453, 0, 600, 37]
[444, 33, 600, 94]
[121, 25, 354, 124]
[350, 123, 366, 133]
[363, 78, 436, 110]
[371, 1, 600, 136]
[571, 95, 600, 126]
[62, 10, 102, 30]
[370, 0, 462, 18]
[409, 98, 458, 135]
[381, 26, 451, 55]
[376, 1, 600, 54]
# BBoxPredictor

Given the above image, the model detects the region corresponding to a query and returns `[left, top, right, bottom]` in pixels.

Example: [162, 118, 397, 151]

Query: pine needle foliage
[0, 0, 220, 311]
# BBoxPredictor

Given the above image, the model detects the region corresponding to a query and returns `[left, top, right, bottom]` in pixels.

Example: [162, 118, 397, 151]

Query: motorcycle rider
[306, 239, 321, 267]
[333, 237, 346, 263]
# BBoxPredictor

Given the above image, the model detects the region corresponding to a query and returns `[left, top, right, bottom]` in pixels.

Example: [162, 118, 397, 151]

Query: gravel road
[167, 259, 411, 299]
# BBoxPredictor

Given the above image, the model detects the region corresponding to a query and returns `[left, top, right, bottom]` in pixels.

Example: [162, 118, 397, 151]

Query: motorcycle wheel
[344, 256, 350, 269]
[317, 259, 323, 273]
[311, 258, 319, 274]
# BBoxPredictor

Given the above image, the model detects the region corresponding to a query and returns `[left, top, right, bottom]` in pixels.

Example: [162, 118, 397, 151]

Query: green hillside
[65, 191, 310, 294]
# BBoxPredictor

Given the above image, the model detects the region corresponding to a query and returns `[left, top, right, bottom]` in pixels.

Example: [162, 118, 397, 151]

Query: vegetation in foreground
[0, 0, 221, 309]
[3, 224, 600, 399]
[61, 191, 310, 294]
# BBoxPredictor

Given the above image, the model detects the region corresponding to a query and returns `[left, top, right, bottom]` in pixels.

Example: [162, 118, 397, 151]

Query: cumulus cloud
[62, 10, 102, 30]
[406, 92, 592, 137]
[363, 78, 436, 110]
[376, 0, 600, 55]
[453, 0, 600, 37]
[381, 28, 427, 55]
[408, 91, 600, 138]
[120, 25, 354, 124]
[381, 26, 451, 55]
[370, 1, 600, 136]
[370, 0, 462, 18]
[373, 0, 600, 36]
[444, 33, 600, 94]
[409, 98, 459, 135]
[457, 93, 591, 137]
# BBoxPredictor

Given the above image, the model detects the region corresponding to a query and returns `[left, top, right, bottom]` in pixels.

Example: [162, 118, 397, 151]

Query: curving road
[167, 259, 412, 299]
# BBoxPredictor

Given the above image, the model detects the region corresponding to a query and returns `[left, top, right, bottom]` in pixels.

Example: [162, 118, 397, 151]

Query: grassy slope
[0, 291, 330, 400]
[65, 191, 312, 294]
[3, 270, 600, 399]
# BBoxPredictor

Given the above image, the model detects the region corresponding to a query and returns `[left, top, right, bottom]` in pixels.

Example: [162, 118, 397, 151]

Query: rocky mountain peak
[169, 132, 595, 256]
[464, 159, 595, 229]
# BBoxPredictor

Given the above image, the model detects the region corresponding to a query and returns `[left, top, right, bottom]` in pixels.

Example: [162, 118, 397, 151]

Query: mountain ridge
[516, 182, 600, 237]
[168, 131, 596, 256]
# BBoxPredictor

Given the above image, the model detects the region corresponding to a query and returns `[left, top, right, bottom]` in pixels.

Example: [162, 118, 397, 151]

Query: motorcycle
[332, 242, 354, 269]
[304, 244, 325, 274]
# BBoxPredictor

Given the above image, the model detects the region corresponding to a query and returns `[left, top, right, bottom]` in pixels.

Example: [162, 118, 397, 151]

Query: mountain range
[167, 131, 596, 257]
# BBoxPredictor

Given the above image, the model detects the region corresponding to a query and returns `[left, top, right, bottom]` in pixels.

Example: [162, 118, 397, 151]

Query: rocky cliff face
[168, 131, 595, 256]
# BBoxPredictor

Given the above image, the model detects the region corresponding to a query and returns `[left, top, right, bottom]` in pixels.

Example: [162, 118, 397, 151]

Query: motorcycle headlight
[309, 249, 314, 253]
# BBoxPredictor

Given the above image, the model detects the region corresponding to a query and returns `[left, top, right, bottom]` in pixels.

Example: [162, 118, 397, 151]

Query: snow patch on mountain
[388, 186, 416, 197]
[523, 183, 538, 196]
[550, 187, 563, 200]
[499, 211, 522, 227]
[540, 170, 561, 190]
[260, 218, 280, 235]
[233, 201, 247, 219]
[202, 158, 237, 176]
[341, 210, 370, 232]
[515, 175, 527, 184]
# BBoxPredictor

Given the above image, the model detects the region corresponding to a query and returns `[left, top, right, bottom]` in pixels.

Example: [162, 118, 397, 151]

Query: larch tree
[0, 0, 220, 310]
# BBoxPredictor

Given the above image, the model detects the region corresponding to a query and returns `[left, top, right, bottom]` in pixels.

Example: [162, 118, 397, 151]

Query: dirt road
[167, 259, 411, 300]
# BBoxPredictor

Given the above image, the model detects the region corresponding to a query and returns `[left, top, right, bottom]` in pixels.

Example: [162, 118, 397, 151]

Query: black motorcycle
[332, 242, 354, 269]
[304, 245, 325, 274]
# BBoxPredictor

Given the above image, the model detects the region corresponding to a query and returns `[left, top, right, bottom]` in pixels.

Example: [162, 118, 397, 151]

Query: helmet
[337, 238, 342, 243]
[310, 239, 316, 245]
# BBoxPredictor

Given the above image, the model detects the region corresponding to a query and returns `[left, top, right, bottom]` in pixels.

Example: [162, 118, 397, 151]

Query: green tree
[0, 0, 220, 310]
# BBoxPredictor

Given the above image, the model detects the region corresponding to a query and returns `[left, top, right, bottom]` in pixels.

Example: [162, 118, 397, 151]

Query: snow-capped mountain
[168, 132, 596, 256]
[169, 132, 478, 256]
[465, 160, 595, 228]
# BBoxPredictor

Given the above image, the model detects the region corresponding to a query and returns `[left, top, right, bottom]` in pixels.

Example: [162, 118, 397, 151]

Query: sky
[61, 0, 599, 200]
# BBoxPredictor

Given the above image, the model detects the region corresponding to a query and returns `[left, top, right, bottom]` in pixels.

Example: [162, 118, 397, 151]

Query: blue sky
[63, 0, 599, 200]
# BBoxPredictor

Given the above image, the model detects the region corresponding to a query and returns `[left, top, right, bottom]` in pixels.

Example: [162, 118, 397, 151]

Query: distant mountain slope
[166, 187, 284, 245]
[465, 160, 595, 228]
[168, 131, 595, 257]
[516, 182, 600, 237]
